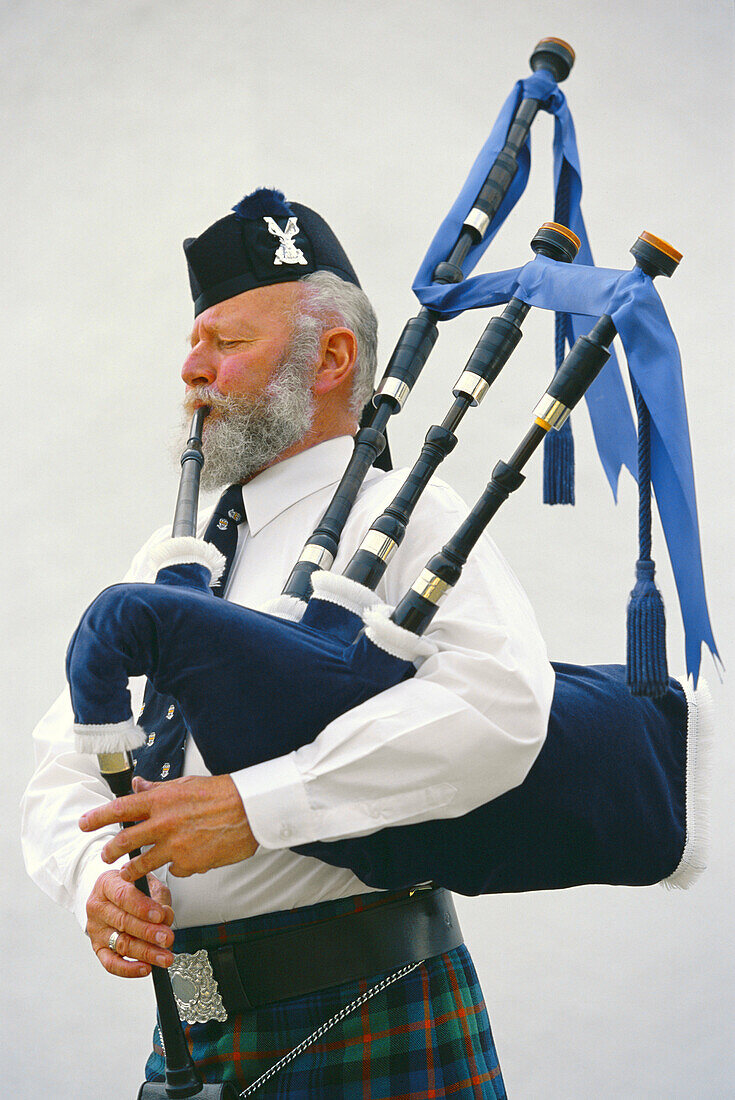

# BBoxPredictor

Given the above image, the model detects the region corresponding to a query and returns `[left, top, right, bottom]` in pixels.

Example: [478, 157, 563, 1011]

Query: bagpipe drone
[64, 37, 718, 1100]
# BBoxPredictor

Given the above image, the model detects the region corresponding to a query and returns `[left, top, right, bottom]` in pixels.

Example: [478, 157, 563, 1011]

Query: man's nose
[181, 344, 217, 387]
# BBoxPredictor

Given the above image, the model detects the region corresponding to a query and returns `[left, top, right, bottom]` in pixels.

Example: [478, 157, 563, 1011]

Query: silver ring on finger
[108, 930, 122, 954]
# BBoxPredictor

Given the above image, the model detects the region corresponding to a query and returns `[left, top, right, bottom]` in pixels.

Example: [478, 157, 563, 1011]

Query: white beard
[177, 328, 319, 491]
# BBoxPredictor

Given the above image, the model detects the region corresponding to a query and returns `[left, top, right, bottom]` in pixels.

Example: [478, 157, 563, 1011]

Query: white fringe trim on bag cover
[262, 594, 308, 622]
[75, 718, 147, 754]
[362, 604, 438, 664]
[310, 570, 383, 618]
[662, 676, 714, 890]
[146, 537, 226, 587]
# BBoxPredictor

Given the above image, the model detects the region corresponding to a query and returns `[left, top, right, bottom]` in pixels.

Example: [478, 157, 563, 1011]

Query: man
[22, 188, 554, 1096]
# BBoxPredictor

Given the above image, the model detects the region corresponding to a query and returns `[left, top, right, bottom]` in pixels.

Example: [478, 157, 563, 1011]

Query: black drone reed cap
[530, 38, 575, 82]
[531, 221, 581, 263]
[184, 187, 361, 316]
[630, 231, 682, 279]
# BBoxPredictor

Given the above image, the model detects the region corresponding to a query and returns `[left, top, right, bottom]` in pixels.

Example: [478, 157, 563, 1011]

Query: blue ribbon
[413, 252, 717, 685]
[413, 68, 637, 498]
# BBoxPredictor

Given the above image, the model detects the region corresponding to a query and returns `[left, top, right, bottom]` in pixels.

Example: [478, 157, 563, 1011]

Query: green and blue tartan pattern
[145, 889, 506, 1098]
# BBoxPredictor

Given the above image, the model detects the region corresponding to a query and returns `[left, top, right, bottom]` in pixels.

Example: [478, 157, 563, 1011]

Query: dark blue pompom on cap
[232, 188, 292, 221]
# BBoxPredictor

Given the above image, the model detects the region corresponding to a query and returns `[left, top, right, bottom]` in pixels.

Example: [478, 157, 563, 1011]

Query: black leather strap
[208, 887, 462, 1011]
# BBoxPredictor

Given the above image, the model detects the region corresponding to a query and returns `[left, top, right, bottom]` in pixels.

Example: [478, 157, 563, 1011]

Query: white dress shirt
[21, 436, 554, 930]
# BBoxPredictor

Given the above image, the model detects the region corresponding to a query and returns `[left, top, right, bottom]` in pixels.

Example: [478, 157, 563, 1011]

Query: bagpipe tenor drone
[63, 37, 718, 1098]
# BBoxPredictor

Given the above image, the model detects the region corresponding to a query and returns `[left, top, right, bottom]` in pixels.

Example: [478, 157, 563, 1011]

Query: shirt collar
[239, 436, 355, 536]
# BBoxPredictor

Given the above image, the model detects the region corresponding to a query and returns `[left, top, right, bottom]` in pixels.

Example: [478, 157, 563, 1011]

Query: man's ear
[313, 328, 357, 395]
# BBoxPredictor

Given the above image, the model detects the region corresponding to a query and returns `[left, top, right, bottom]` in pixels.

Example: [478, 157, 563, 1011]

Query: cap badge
[264, 216, 308, 267]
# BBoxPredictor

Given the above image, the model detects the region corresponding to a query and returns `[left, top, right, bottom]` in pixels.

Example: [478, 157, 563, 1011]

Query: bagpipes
[64, 37, 718, 1099]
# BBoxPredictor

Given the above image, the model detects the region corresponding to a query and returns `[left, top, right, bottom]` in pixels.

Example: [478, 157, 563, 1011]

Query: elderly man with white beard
[22, 188, 554, 1097]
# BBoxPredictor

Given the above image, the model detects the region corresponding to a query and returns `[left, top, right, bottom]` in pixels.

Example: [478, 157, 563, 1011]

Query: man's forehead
[195, 282, 300, 331]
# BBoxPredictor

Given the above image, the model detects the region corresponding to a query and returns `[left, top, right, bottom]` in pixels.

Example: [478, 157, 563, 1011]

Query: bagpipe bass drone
[64, 39, 718, 1099]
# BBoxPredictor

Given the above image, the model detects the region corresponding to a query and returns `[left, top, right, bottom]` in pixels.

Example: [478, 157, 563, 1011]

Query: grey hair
[295, 270, 378, 419]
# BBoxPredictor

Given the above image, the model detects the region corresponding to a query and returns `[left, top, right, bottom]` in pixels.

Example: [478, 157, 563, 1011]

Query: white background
[4, 2, 734, 1096]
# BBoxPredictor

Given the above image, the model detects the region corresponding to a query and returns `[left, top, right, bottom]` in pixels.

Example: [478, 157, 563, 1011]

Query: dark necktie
[204, 483, 247, 597]
[134, 484, 246, 781]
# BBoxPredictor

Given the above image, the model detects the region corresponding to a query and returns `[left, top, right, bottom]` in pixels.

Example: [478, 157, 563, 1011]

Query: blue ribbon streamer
[413, 252, 717, 685]
[413, 68, 637, 498]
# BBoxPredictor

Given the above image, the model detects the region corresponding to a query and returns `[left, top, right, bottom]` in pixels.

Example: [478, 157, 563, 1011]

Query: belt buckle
[169, 949, 228, 1024]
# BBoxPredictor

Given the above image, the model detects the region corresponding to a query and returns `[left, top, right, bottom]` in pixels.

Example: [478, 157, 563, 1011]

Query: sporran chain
[238, 960, 422, 1097]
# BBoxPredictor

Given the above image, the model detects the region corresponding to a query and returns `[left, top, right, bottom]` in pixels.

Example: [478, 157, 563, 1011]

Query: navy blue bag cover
[66, 560, 698, 894]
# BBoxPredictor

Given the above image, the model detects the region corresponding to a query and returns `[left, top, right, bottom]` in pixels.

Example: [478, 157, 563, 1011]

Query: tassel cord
[634, 380, 653, 563]
[552, 163, 570, 375]
[543, 164, 575, 505]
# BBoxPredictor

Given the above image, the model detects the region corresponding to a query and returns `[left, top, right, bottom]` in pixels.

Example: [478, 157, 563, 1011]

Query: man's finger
[148, 875, 173, 909]
[120, 846, 169, 883]
[96, 947, 152, 979]
[132, 776, 159, 793]
[102, 872, 168, 923]
[80, 793, 150, 832]
[93, 901, 174, 948]
[101, 821, 161, 864]
[100, 931, 174, 970]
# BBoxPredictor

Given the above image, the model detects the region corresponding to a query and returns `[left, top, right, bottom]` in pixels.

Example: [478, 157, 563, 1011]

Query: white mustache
[182, 387, 257, 418]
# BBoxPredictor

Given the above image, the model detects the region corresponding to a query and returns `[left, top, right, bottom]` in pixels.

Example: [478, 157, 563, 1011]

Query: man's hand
[79, 774, 259, 881]
[86, 869, 175, 978]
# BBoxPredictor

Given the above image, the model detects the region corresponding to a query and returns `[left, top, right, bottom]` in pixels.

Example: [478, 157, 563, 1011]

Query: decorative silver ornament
[264, 216, 308, 266]
[169, 950, 228, 1024]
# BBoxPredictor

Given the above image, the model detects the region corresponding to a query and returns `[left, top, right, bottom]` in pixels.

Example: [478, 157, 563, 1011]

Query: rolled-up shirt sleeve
[232, 479, 555, 849]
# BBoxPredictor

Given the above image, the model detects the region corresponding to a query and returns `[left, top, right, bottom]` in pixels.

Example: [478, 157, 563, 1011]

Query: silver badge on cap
[264, 216, 308, 266]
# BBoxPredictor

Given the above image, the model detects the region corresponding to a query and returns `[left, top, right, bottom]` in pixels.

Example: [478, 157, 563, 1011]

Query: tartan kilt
[145, 888, 506, 1098]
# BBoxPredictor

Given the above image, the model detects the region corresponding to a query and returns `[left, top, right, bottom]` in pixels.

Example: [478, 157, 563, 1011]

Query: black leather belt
[169, 887, 463, 1021]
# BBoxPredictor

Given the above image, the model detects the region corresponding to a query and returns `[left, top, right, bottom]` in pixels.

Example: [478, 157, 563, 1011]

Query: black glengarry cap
[184, 187, 361, 316]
